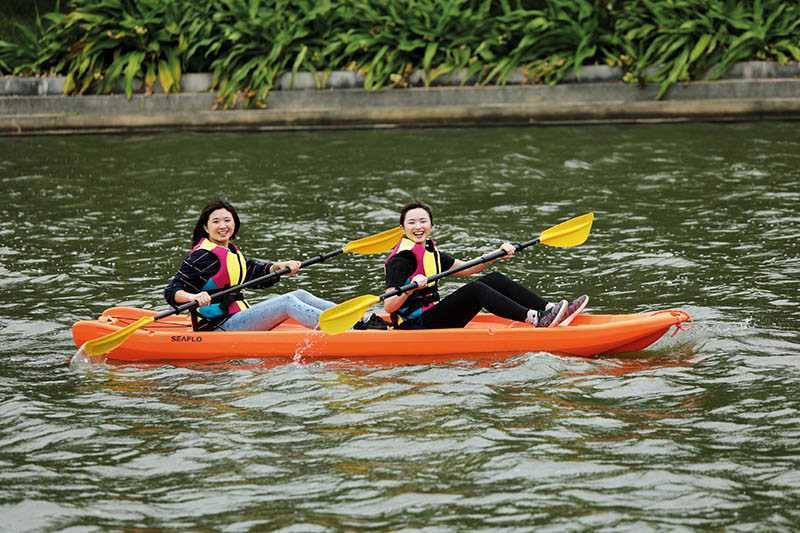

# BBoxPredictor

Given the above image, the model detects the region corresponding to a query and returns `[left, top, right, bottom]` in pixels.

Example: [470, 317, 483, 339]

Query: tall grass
[2, 0, 799, 104]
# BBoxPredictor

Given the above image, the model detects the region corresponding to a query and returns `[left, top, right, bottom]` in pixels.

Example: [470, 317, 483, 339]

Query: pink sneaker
[559, 295, 589, 326]
[536, 300, 568, 328]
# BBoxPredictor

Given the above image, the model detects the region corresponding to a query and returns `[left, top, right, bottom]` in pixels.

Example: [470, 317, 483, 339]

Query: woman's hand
[411, 274, 428, 289]
[499, 242, 516, 258]
[384, 275, 426, 313]
[189, 291, 212, 306]
[272, 260, 302, 277]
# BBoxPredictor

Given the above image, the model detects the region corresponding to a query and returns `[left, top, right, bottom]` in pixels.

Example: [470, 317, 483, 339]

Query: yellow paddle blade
[539, 213, 594, 248]
[319, 294, 381, 335]
[343, 226, 402, 255]
[79, 315, 155, 357]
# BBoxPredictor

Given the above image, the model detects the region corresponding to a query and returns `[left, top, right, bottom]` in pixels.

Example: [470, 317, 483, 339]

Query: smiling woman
[382, 201, 589, 329]
[164, 198, 337, 332]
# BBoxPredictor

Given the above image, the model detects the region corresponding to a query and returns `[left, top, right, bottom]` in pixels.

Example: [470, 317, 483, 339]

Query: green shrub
[617, 0, 800, 98]
[485, 0, 622, 84]
[329, 0, 500, 89]
[0, 1, 65, 75]
[53, 0, 193, 97]
[0, 0, 60, 43]
[200, 0, 342, 108]
[2, 0, 799, 103]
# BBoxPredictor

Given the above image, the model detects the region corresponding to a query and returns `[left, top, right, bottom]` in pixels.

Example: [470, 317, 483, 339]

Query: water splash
[69, 345, 107, 370]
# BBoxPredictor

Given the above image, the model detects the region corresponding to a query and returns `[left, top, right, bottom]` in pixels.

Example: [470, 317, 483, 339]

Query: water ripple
[1, 124, 799, 530]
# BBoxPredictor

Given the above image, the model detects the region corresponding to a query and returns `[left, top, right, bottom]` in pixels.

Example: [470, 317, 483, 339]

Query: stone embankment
[1, 62, 798, 135]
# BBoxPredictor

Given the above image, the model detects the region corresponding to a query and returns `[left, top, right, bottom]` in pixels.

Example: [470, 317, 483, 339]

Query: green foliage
[708, 0, 800, 77]
[201, 0, 342, 108]
[0, 1, 64, 75]
[617, 0, 800, 98]
[330, 0, 499, 89]
[54, 0, 189, 97]
[2, 0, 799, 103]
[0, 0, 60, 43]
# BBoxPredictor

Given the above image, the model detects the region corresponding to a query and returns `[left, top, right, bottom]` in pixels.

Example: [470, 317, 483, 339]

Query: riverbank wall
[1, 62, 799, 135]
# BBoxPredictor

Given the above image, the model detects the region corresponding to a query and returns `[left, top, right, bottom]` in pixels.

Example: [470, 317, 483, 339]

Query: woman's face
[402, 207, 433, 244]
[204, 208, 236, 246]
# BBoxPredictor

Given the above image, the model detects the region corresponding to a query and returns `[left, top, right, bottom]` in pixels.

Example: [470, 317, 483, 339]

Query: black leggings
[407, 272, 548, 329]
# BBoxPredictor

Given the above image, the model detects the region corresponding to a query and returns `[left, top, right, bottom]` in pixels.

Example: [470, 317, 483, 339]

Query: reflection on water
[1, 123, 799, 530]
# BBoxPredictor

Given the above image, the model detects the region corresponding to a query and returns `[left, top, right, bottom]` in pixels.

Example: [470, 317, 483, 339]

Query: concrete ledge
[0, 93, 215, 116]
[718, 61, 800, 80]
[3, 78, 799, 114]
[4, 97, 800, 136]
[2, 61, 799, 96]
[1, 76, 66, 96]
[1, 74, 799, 135]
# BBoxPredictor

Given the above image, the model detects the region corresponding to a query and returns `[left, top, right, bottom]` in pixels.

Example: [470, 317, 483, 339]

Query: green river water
[1, 123, 799, 531]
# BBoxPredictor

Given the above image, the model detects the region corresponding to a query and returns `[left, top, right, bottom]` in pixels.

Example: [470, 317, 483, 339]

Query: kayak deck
[71, 307, 692, 363]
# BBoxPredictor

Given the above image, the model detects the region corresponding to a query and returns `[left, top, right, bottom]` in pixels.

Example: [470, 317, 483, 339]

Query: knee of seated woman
[265, 292, 296, 306]
[480, 271, 507, 282]
[282, 292, 308, 308]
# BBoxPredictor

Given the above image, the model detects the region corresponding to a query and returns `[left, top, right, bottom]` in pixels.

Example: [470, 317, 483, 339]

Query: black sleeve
[245, 258, 278, 289]
[385, 253, 416, 289]
[385, 251, 456, 288]
[439, 251, 455, 271]
[164, 250, 220, 307]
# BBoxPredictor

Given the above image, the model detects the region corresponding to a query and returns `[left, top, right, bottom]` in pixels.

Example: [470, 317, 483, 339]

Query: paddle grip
[380, 237, 540, 302]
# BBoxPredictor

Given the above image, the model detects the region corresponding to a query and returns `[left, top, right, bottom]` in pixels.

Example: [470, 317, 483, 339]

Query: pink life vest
[192, 238, 251, 320]
[385, 237, 442, 325]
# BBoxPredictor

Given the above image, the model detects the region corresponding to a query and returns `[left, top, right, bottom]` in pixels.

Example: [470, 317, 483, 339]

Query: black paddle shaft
[380, 236, 541, 302]
[155, 248, 345, 320]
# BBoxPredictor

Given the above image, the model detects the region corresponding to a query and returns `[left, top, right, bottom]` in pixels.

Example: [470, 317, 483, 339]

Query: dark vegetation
[1, 0, 798, 106]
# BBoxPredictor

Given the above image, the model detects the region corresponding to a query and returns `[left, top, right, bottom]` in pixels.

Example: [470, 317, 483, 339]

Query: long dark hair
[400, 201, 434, 226]
[191, 199, 241, 246]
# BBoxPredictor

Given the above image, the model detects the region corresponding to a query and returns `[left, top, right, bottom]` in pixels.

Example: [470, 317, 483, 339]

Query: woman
[383, 202, 589, 329]
[164, 199, 335, 331]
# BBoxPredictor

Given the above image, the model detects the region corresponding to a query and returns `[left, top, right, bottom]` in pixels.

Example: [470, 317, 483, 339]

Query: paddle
[319, 213, 594, 334]
[78, 226, 404, 357]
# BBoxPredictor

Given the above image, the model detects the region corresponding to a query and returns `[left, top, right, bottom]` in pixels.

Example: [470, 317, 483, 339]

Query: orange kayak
[71, 306, 691, 363]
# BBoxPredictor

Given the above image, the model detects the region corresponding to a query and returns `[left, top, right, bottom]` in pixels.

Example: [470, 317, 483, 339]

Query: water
[1, 123, 799, 530]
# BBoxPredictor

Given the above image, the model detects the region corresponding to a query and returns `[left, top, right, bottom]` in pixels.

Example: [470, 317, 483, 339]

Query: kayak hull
[71, 307, 691, 363]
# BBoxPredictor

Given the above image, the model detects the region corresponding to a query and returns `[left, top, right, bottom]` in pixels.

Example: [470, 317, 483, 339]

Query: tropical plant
[197, 0, 340, 108]
[707, 0, 800, 78]
[53, 0, 191, 97]
[2, 0, 799, 106]
[331, 0, 503, 89]
[0, 3, 67, 75]
[489, 0, 614, 85]
[617, 0, 800, 98]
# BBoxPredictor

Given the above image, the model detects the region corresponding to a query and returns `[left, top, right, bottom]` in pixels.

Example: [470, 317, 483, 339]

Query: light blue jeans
[219, 289, 335, 331]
